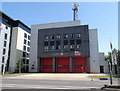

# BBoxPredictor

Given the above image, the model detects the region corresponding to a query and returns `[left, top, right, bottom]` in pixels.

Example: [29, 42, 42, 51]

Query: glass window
[56, 34, 60, 39]
[64, 34, 68, 39]
[44, 35, 48, 41]
[23, 52, 26, 57]
[24, 39, 27, 44]
[27, 53, 29, 58]
[4, 33, 7, 40]
[4, 41, 7, 47]
[2, 56, 4, 63]
[50, 45, 54, 51]
[23, 46, 26, 51]
[63, 45, 68, 49]
[28, 41, 30, 46]
[56, 45, 60, 50]
[27, 47, 30, 52]
[70, 45, 75, 51]
[28, 35, 31, 40]
[50, 35, 54, 40]
[3, 48, 6, 55]
[70, 34, 74, 38]
[26, 59, 29, 64]
[76, 33, 81, 38]
[76, 45, 81, 50]
[24, 33, 27, 38]
[44, 46, 48, 51]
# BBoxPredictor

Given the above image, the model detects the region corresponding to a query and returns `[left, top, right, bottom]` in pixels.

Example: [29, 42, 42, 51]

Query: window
[23, 59, 26, 64]
[44, 35, 48, 41]
[3, 48, 6, 55]
[4, 41, 7, 47]
[76, 33, 81, 38]
[50, 45, 54, 51]
[24, 39, 27, 44]
[56, 34, 60, 39]
[27, 47, 30, 52]
[44, 46, 48, 51]
[63, 45, 69, 50]
[76, 40, 81, 44]
[28, 41, 30, 46]
[64, 34, 68, 39]
[70, 45, 75, 51]
[26, 59, 29, 64]
[23, 46, 26, 51]
[70, 40, 75, 45]
[24, 33, 27, 38]
[6, 26, 8, 29]
[2, 56, 4, 63]
[28, 35, 31, 40]
[56, 45, 60, 50]
[23, 52, 26, 57]
[50, 35, 54, 40]
[76, 45, 81, 50]
[4, 33, 7, 40]
[26, 53, 29, 58]
[70, 34, 74, 39]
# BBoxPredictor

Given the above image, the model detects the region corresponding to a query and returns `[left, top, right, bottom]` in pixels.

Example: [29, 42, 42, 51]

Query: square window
[28, 35, 31, 40]
[2, 56, 4, 63]
[64, 34, 68, 39]
[50, 45, 54, 51]
[4, 41, 7, 47]
[56, 45, 60, 50]
[3, 48, 6, 55]
[50, 35, 54, 40]
[4, 33, 7, 40]
[27, 47, 30, 52]
[70, 34, 74, 38]
[44, 46, 48, 51]
[56, 34, 60, 39]
[44, 35, 48, 41]
[24, 39, 27, 44]
[23, 46, 26, 51]
[24, 33, 27, 38]
[76, 33, 81, 38]
[28, 41, 30, 46]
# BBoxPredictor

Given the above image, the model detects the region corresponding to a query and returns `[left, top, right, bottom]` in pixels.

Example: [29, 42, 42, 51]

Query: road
[1, 73, 119, 90]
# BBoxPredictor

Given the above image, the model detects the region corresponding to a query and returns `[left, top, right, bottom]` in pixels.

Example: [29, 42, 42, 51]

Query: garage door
[56, 57, 70, 73]
[73, 57, 87, 73]
[41, 58, 53, 72]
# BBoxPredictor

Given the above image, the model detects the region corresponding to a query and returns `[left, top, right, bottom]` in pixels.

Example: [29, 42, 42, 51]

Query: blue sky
[1, 2, 118, 55]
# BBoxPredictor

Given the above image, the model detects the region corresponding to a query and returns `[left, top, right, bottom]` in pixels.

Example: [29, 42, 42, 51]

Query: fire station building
[29, 20, 101, 73]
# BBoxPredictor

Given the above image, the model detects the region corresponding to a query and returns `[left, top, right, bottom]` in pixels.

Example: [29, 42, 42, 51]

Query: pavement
[2, 73, 120, 91]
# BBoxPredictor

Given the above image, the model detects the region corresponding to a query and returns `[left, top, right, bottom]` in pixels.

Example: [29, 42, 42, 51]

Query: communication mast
[72, 2, 79, 21]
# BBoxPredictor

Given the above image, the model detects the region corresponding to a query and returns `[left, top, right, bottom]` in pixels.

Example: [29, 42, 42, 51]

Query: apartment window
[64, 34, 68, 39]
[76, 45, 81, 50]
[56, 45, 60, 50]
[26, 59, 29, 64]
[44, 35, 48, 41]
[28, 41, 30, 46]
[4, 33, 7, 40]
[70, 34, 74, 39]
[23, 52, 26, 57]
[27, 53, 29, 58]
[2, 56, 4, 63]
[50, 45, 54, 51]
[24, 33, 27, 38]
[23, 46, 26, 51]
[4, 41, 7, 47]
[76, 33, 81, 38]
[28, 35, 31, 40]
[27, 47, 30, 52]
[76, 40, 81, 44]
[24, 39, 27, 44]
[23, 59, 26, 64]
[56, 34, 60, 39]
[50, 35, 54, 40]
[44, 46, 48, 51]
[70, 45, 75, 51]
[70, 40, 75, 45]
[63, 45, 69, 50]
[6, 26, 8, 29]
[3, 48, 6, 55]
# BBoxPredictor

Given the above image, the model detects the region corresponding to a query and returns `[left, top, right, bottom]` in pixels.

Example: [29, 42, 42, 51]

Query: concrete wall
[89, 29, 100, 73]
[99, 52, 109, 73]
[29, 20, 80, 72]
[0, 22, 11, 73]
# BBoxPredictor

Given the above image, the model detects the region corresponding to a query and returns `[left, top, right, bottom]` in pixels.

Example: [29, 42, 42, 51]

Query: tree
[16, 57, 25, 73]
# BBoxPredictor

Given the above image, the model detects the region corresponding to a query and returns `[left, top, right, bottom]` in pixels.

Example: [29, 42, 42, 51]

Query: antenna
[72, 2, 79, 21]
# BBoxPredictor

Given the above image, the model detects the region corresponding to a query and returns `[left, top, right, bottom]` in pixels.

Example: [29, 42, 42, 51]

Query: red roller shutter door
[56, 57, 70, 73]
[41, 58, 53, 72]
[73, 57, 87, 73]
